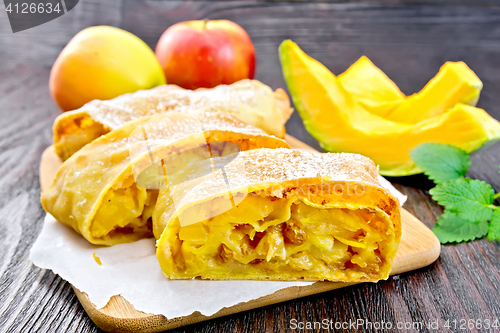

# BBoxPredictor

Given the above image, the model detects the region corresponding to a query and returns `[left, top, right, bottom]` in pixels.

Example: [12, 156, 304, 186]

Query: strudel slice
[154, 148, 401, 282]
[41, 112, 289, 245]
[53, 79, 293, 160]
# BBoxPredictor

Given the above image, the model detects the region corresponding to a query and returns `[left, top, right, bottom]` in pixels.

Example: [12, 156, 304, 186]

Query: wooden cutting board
[39, 135, 440, 333]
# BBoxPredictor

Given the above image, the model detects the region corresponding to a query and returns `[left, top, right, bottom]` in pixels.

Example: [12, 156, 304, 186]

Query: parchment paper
[29, 177, 405, 318]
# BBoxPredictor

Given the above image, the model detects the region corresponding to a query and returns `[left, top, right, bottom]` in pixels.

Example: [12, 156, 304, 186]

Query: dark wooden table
[1, 1, 500, 332]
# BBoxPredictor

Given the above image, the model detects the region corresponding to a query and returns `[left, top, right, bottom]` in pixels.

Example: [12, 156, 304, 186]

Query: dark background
[1, 1, 500, 332]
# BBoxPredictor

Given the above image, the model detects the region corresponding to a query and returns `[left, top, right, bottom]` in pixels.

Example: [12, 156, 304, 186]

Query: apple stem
[203, 19, 208, 29]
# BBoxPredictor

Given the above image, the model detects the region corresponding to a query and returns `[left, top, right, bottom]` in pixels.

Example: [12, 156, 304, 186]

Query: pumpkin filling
[89, 142, 246, 243]
[158, 191, 398, 281]
[91, 183, 158, 241]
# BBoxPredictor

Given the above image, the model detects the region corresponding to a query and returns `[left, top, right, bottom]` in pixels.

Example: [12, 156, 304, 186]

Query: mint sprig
[433, 213, 488, 243]
[411, 143, 499, 244]
[410, 143, 471, 184]
[487, 209, 500, 241]
[429, 178, 495, 223]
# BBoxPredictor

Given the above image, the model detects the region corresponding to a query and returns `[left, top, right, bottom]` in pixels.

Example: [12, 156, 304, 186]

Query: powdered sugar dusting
[65, 79, 292, 138]
[167, 148, 385, 213]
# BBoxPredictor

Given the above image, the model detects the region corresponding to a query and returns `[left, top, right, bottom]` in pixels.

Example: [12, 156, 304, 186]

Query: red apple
[155, 20, 256, 89]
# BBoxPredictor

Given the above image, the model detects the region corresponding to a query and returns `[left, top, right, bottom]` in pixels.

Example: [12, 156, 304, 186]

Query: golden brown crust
[273, 88, 294, 137]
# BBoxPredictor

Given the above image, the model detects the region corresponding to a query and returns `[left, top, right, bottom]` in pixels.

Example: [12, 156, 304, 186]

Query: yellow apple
[50, 26, 166, 111]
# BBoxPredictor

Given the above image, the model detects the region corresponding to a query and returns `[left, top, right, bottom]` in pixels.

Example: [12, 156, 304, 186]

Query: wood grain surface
[1, 1, 500, 332]
[38, 141, 440, 332]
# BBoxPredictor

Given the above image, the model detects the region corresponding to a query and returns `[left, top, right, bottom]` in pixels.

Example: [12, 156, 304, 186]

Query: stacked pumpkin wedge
[280, 40, 500, 176]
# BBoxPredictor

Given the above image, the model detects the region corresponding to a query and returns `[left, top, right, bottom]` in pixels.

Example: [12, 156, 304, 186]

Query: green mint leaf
[410, 143, 470, 184]
[429, 178, 495, 222]
[433, 213, 488, 244]
[487, 209, 500, 241]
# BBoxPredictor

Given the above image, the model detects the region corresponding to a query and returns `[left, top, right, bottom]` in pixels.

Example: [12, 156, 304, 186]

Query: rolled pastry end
[53, 110, 110, 161]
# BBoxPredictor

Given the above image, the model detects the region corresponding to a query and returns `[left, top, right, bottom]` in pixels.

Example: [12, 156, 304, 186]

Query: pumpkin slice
[279, 40, 500, 176]
[384, 61, 482, 123]
[337, 56, 405, 117]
